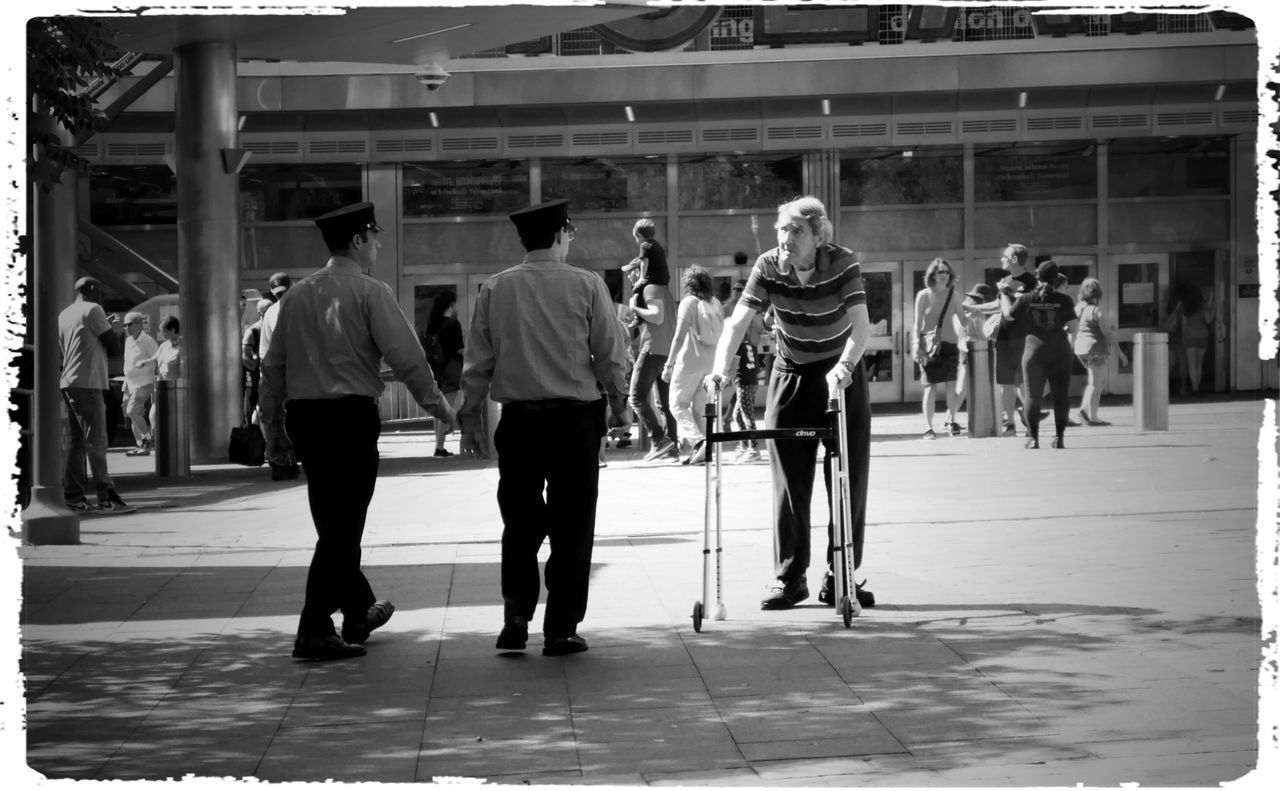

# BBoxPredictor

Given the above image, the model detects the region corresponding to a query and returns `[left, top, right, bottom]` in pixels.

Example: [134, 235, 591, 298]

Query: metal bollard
[1133, 332, 1169, 431]
[154, 378, 190, 477]
[966, 340, 998, 438]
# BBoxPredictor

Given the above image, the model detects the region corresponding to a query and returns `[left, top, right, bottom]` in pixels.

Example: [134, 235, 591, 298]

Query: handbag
[228, 423, 266, 466]
[921, 287, 953, 362]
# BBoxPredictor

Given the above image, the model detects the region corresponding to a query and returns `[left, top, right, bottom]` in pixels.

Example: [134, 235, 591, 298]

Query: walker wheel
[692, 601, 704, 633]
[840, 596, 853, 628]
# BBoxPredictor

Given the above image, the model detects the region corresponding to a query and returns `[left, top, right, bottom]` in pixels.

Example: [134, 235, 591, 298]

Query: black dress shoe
[817, 571, 834, 605]
[496, 616, 529, 651]
[543, 634, 589, 656]
[761, 576, 809, 610]
[342, 600, 395, 644]
[292, 634, 367, 661]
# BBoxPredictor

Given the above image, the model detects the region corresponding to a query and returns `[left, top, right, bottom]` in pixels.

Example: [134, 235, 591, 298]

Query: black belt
[504, 398, 598, 412]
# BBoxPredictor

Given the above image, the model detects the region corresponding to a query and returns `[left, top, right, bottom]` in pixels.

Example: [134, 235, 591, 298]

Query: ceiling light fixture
[1018, 91, 1028, 108]
[821, 99, 831, 116]
[1214, 83, 1226, 101]
[429, 112, 439, 128]
[624, 105, 635, 123]
[393, 23, 471, 44]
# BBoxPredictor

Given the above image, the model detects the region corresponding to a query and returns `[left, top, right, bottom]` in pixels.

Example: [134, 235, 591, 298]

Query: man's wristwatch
[837, 359, 856, 376]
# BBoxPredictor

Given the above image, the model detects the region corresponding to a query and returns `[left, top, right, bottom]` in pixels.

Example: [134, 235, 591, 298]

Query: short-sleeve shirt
[995, 271, 1039, 342]
[58, 300, 111, 390]
[1010, 290, 1076, 350]
[738, 243, 866, 365]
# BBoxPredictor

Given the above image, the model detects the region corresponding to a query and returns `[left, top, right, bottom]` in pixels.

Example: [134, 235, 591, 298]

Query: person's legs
[542, 404, 601, 637]
[1078, 358, 1098, 420]
[1048, 354, 1073, 442]
[1022, 352, 1048, 444]
[732, 381, 758, 452]
[124, 384, 152, 448]
[944, 379, 960, 427]
[287, 399, 380, 639]
[61, 390, 88, 503]
[1186, 347, 1206, 393]
[921, 381, 937, 433]
[629, 351, 668, 444]
[765, 366, 820, 584]
[668, 364, 701, 449]
[494, 408, 551, 625]
[63, 388, 114, 501]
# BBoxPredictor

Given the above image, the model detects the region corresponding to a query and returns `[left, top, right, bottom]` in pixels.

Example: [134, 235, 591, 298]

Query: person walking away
[121, 311, 158, 457]
[964, 243, 1037, 434]
[1178, 286, 1217, 395]
[423, 290, 465, 458]
[457, 199, 627, 657]
[59, 277, 134, 513]
[258, 272, 301, 480]
[242, 297, 272, 425]
[708, 196, 874, 611]
[661, 265, 723, 465]
[912, 257, 964, 438]
[1000, 260, 1079, 449]
[624, 254, 679, 462]
[259, 201, 458, 661]
[1072, 278, 1128, 425]
[726, 279, 765, 463]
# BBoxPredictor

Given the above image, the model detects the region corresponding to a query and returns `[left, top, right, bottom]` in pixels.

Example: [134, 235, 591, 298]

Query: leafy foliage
[27, 17, 124, 192]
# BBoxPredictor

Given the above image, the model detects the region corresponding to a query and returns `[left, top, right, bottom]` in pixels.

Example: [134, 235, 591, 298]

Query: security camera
[415, 63, 450, 91]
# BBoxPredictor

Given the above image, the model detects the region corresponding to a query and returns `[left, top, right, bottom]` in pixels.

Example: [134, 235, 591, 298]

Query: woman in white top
[137, 316, 182, 441]
[661, 265, 723, 465]
[1072, 278, 1128, 425]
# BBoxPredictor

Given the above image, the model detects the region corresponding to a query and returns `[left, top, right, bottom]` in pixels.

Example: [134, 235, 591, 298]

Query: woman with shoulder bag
[1072, 278, 1128, 426]
[912, 257, 963, 439]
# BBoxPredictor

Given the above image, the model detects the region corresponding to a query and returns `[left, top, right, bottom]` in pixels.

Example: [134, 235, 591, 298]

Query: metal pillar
[1134, 332, 1169, 431]
[174, 41, 241, 463]
[154, 379, 191, 477]
[966, 340, 998, 438]
[22, 118, 81, 544]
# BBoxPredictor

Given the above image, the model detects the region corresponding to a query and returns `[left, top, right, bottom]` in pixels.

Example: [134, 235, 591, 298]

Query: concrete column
[22, 115, 81, 544]
[174, 41, 241, 462]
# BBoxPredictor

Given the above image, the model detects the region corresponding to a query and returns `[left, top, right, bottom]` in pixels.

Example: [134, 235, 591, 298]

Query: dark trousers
[285, 397, 380, 638]
[629, 351, 675, 444]
[765, 357, 871, 584]
[1022, 342, 1073, 440]
[495, 400, 601, 637]
[242, 367, 260, 425]
[62, 387, 114, 502]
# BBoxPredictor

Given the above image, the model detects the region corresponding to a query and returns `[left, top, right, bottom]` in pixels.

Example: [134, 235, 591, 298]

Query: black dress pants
[495, 400, 601, 638]
[765, 357, 871, 584]
[286, 396, 380, 638]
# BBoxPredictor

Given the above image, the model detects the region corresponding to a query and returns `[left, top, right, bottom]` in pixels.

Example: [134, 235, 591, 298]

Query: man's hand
[826, 360, 855, 394]
[459, 431, 484, 458]
[433, 402, 458, 435]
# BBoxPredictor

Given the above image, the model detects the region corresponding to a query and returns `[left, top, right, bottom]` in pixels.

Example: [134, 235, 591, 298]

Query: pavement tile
[14, 401, 1267, 782]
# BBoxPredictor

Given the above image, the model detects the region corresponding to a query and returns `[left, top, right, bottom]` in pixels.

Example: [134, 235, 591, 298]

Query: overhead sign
[592, 7, 722, 52]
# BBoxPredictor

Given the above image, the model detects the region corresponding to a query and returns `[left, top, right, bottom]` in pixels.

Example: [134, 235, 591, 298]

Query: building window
[1107, 137, 1230, 198]
[542, 157, 666, 212]
[841, 149, 963, 206]
[678, 153, 803, 211]
[239, 164, 362, 223]
[89, 165, 177, 226]
[974, 144, 1097, 202]
[403, 161, 531, 216]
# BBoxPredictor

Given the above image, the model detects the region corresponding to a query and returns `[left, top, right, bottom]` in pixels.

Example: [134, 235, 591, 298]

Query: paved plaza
[7, 397, 1275, 786]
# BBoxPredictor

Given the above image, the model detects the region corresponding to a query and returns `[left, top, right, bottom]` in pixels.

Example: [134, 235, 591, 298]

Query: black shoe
[948, 422, 962, 436]
[1024, 438, 1039, 449]
[292, 634, 367, 661]
[271, 463, 300, 481]
[341, 600, 395, 644]
[616, 437, 632, 449]
[855, 582, 876, 608]
[1050, 436, 1065, 449]
[817, 572, 834, 605]
[543, 634, 589, 656]
[434, 448, 453, 458]
[761, 576, 809, 610]
[496, 616, 529, 651]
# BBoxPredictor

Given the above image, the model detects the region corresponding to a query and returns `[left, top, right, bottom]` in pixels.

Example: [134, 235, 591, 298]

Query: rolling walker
[692, 378, 862, 631]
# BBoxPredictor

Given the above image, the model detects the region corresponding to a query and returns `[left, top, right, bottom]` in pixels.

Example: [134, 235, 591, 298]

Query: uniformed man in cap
[458, 199, 627, 657]
[260, 201, 458, 661]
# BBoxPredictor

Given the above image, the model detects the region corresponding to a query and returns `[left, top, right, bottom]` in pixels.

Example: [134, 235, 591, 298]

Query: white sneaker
[737, 448, 761, 464]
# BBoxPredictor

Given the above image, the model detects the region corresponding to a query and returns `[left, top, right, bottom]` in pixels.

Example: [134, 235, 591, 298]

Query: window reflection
[678, 154, 802, 211]
[542, 157, 666, 212]
[239, 164, 362, 222]
[90, 165, 177, 226]
[1117, 262, 1161, 328]
[1108, 137, 1229, 198]
[841, 149, 962, 206]
[403, 162, 530, 216]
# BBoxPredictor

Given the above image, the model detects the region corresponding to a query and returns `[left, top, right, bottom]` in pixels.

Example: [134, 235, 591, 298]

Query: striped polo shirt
[740, 243, 866, 365]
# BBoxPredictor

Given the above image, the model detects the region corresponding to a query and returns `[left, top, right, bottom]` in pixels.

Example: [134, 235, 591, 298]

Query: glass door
[1104, 253, 1169, 395]
[860, 262, 904, 403]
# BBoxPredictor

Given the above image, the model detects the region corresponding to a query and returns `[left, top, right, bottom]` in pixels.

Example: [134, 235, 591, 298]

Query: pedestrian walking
[259, 201, 458, 661]
[457, 199, 627, 657]
[661, 265, 723, 466]
[708, 196, 874, 611]
[1073, 277, 1128, 425]
[912, 257, 964, 438]
[121, 311, 158, 457]
[1000, 260, 1079, 449]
